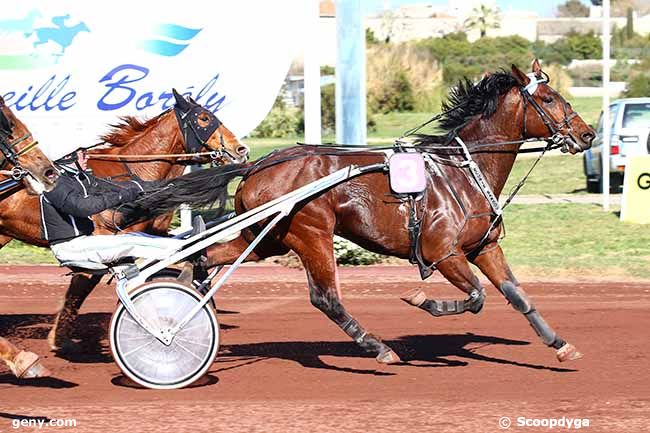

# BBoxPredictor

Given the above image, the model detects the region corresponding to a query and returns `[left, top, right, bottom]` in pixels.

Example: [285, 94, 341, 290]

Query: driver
[40, 150, 183, 266]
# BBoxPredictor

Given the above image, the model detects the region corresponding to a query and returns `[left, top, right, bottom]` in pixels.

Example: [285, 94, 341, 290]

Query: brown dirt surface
[0, 264, 649, 432]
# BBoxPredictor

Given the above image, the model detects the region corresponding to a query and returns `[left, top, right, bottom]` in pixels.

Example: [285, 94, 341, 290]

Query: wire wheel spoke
[175, 335, 211, 349]
[174, 339, 205, 362]
[112, 283, 219, 389]
[123, 339, 156, 358]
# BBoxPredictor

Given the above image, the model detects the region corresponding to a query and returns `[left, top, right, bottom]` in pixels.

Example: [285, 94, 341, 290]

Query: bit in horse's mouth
[562, 137, 584, 155]
[225, 152, 247, 164]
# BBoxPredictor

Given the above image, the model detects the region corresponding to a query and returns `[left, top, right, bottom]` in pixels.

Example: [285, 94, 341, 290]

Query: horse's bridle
[519, 73, 580, 151]
[0, 105, 41, 181]
[174, 104, 236, 163]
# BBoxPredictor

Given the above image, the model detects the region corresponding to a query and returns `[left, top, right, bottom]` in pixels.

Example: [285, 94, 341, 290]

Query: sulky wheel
[110, 281, 219, 389]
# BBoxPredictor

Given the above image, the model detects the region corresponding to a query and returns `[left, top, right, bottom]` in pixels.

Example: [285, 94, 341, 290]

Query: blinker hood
[174, 104, 222, 154]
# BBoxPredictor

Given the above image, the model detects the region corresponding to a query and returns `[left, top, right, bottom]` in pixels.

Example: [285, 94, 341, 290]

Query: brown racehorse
[194, 61, 595, 364]
[0, 96, 58, 378]
[0, 90, 249, 351]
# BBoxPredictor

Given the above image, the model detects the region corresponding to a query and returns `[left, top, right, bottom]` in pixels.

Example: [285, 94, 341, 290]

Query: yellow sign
[621, 156, 650, 224]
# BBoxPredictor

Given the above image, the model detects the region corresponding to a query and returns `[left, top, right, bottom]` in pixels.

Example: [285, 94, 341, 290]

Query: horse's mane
[439, 70, 520, 134]
[411, 71, 520, 147]
[99, 115, 164, 148]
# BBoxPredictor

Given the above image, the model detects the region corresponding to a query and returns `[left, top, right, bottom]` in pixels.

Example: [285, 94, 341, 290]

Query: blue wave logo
[140, 23, 202, 57]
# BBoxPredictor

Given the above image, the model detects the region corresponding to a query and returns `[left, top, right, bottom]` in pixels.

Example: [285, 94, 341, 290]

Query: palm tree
[463, 4, 501, 39]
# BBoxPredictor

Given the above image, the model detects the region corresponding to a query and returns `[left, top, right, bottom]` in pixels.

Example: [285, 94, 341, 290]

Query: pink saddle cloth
[389, 153, 427, 194]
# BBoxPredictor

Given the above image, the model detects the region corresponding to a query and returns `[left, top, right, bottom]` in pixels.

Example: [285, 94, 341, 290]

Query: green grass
[501, 203, 650, 279]
[244, 138, 294, 160]
[0, 241, 56, 264]
[243, 112, 438, 151]
[567, 96, 601, 128]
[4, 204, 649, 280]
[503, 155, 586, 195]
[370, 112, 440, 141]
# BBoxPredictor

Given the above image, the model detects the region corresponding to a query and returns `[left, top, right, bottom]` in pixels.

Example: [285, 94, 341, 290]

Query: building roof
[320, 0, 335, 17]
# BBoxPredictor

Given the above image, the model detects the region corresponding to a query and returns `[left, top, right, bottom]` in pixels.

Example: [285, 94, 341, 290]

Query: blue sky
[363, 0, 590, 18]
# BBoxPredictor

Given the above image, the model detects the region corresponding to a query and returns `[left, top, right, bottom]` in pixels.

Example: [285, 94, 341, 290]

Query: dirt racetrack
[0, 264, 649, 433]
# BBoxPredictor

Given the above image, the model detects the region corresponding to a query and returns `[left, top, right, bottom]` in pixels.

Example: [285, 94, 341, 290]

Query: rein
[84, 104, 231, 165]
[86, 150, 220, 162]
[0, 177, 20, 194]
[0, 103, 43, 182]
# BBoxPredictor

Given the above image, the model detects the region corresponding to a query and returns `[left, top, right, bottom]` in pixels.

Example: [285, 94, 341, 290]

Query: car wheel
[610, 173, 624, 193]
[586, 176, 601, 193]
[583, 156, 600, 193]
[587, 173, 623, 194]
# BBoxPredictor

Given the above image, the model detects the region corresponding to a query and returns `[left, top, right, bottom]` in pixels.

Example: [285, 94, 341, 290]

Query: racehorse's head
[172, 89, 249, 164]
[512, 60, 595, 154]
[0, 97, 59, 193]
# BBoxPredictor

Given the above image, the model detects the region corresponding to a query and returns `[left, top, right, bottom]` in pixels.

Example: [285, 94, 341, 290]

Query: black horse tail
[117, 163, 248, 226]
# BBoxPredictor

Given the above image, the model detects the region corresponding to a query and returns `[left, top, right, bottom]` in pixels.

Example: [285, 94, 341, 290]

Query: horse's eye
[542, 96, 553, 104]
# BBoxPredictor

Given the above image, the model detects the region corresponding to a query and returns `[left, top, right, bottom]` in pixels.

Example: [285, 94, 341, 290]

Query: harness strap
[87, 150, 218, 161]
[0, 135, 37, 164]
[456, 137, 502, 216]
[0, 177, 21, 194]
[403, 132, 556, 279]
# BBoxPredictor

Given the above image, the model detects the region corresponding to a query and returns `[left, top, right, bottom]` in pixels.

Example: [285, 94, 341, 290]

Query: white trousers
[50, 233, 183, 265]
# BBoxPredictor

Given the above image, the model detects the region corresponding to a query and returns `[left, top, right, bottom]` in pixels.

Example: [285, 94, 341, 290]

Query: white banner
[0, 1, 306, 160]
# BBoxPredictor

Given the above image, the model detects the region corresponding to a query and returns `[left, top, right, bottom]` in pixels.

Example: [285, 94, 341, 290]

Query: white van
[583, 98, 650, 193]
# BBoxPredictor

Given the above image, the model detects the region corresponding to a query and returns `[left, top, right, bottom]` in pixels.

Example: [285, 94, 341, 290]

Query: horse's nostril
[582, 132, 595, 143]
[237, 145, 249, 156]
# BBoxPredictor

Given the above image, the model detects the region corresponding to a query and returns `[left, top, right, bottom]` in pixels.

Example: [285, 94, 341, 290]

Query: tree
[366, 28, 378, 45]
[557, 0, 590, 17]
[626, 7, 634, 39]
[625, 58, 650, 98]
[625, 74, 650, 98]
[463, 4, 501, 39]
[565, 31, 602, 59]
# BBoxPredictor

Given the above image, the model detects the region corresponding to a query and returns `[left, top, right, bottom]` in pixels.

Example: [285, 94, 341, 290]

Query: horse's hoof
[376, 349, 401, 364]
[400, 289, 426, 307]
[11, 351, 51, 379]
[556, 343, 583, 362]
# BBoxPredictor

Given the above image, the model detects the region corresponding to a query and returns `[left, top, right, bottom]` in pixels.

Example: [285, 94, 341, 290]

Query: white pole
[304, 0, 322, 144]
[178, 166, 193, 232]
[336, 0, 367, 145]
[602, 0, 611, 211]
